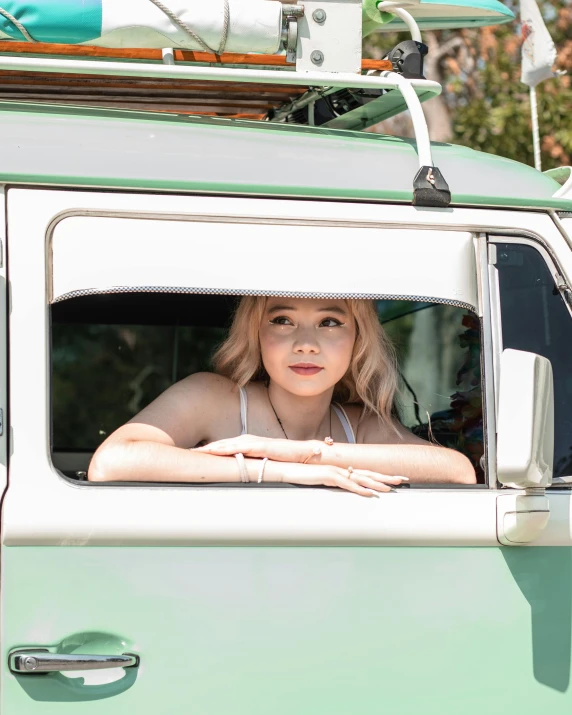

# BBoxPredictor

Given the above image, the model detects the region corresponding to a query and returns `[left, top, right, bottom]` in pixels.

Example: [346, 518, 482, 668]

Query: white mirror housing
[497, 349, 554, 489]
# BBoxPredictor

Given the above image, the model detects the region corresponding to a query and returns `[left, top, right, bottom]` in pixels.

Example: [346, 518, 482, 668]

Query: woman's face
[259, 298, 356, 397]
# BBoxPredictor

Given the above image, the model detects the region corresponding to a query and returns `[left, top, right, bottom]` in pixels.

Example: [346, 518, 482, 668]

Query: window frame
[12, 188, 567, 546]
[488, 232, 572, 488]
[46, 205, 487, 488]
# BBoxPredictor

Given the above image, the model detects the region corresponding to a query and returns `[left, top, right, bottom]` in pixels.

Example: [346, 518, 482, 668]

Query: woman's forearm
[88, 440, 407, 496]
[196, 435, 477, 484]
[88, 440, 263, 483]
[308, 441, 476, 484]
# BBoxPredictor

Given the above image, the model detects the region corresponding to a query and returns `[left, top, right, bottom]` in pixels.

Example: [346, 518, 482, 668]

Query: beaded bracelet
[234, 452, 249, 483]
[258, 457, 269, 484]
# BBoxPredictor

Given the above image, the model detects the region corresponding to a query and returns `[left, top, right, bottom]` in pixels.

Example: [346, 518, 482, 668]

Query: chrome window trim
[549, 209, 572, 251]
[476, 235, 497, 489]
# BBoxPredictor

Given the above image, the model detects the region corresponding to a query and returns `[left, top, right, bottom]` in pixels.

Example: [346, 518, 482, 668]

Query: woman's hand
[195, 434, 317, 463]
[276, 462, 407, 497]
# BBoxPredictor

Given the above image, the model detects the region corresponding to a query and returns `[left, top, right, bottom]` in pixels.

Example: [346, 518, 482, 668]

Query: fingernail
[396, 476, 409, 481]
[368, 491, 380, 498]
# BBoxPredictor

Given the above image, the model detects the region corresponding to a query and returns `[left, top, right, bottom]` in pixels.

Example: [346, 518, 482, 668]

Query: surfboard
[0, 0, 283, 54]
[0, 0, 514, 52]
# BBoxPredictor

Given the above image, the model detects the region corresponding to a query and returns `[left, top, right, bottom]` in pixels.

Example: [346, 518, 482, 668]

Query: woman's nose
[293, 327, 320, 353]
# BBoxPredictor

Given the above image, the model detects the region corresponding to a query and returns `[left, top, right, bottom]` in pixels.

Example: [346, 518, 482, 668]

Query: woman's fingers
[338, 477, 381, 497]
[325, 469, 381, 497]
[195, 440, 241, 455]
[283, 464, 406, 497]
[353, 470, 407, 486]
[196, 435, 261, 456]
[349, 474, 394, 493]
[332, 468, 406, 495]
[196, 436, 304, 463]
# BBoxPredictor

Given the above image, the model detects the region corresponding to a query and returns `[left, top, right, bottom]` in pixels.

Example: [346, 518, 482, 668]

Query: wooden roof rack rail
[0, 40, 393, 72]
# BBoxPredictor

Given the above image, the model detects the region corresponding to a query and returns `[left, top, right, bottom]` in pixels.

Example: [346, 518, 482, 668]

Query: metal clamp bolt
[281, 4, 305, 18]
[310, 50, 324, 65]
[312, 8, 327, 23]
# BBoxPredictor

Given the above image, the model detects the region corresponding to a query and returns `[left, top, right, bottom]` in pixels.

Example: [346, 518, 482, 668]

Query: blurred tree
[364, 0, 572, 168]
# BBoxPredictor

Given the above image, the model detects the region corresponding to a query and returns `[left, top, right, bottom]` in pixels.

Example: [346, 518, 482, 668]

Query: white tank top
[238, 386, 356, 444]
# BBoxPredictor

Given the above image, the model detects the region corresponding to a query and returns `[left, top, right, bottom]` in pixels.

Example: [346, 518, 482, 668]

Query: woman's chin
[274, 377, 335, 398]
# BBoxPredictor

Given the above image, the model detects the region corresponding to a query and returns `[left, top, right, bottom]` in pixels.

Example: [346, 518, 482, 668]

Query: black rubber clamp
[412, 166, 451, 208]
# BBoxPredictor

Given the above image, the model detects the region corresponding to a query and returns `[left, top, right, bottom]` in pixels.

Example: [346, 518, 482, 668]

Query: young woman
[88, 297, 476, 494]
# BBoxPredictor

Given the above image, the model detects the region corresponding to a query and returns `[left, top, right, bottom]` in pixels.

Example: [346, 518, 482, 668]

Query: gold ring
[347, 466, 354, 479]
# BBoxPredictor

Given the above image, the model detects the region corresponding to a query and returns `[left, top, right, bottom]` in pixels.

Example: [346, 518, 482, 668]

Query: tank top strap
[332, 403, 356, 444]
[238, 386, 248, 435]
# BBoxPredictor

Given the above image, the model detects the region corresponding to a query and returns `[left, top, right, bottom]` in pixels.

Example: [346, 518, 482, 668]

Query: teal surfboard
[0, 0, 514, 48]
[363, 0, 514, 34]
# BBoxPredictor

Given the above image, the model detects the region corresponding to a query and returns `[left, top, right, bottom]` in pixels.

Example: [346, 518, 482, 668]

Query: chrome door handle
[9, 649, 139, 674]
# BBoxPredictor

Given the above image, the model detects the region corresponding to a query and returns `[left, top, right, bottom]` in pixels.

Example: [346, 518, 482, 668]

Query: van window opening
[50, 292, 484, 485]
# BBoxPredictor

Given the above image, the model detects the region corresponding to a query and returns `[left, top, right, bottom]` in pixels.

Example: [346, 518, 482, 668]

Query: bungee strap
[0, 1, 231, 54]
[0, 6, 36, 42]
[148, 0, 230, 56]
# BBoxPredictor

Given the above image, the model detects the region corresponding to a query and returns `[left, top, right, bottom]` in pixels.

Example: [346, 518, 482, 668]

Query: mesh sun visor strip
[0, 0, 282, 54]
[51, 287, 476, 315]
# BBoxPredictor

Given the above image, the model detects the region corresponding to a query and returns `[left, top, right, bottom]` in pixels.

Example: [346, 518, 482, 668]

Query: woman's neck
[267, 381, 334, 441]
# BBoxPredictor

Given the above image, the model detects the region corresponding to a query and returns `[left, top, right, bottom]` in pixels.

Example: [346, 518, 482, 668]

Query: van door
[0, 187, 7, 507]
[0, 188, 564, 714]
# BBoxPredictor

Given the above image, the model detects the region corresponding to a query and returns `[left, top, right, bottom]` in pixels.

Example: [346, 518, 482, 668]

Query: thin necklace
[267, 389, 333, 442]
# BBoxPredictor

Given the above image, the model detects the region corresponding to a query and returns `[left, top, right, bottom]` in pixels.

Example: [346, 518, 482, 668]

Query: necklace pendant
[324, 436, 334, 446]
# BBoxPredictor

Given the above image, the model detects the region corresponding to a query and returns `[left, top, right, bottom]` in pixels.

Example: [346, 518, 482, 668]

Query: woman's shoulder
[176, 372, 238, 401]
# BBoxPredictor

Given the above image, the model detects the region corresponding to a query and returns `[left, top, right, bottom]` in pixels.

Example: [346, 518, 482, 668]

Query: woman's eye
[269, 316, 293, 326]
[319, 318, 343, 328]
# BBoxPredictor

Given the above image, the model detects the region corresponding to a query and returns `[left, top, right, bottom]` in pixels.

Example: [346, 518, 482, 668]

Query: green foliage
[452, 1, 572, 167]
[364, 0, 572, 168]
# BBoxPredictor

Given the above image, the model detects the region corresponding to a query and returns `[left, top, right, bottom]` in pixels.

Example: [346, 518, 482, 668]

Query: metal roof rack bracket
[413, 166, 452, 208]
[295, 0, 363, 74]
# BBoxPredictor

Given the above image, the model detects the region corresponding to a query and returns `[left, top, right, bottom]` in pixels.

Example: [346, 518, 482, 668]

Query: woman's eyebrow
[267, 304, 347, 315]
[316, 306, 348, 316]
[267, 304, 297, 314]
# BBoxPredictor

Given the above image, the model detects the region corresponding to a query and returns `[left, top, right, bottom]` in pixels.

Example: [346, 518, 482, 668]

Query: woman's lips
[289, 364, 324, 376]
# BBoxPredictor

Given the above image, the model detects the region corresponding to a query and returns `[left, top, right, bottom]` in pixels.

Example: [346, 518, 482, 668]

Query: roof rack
[0, 0, 451, 207]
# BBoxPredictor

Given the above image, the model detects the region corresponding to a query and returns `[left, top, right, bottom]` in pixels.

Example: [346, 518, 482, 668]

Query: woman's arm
[196, 422, 477, 484]
[303, 440, 476, 484]
[89, 435, 403, 496]
[88, 372, 240, 481]
[88, 375, 403, 496]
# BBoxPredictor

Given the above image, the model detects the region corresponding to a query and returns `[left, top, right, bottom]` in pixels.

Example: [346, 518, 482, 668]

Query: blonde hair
[213, 297, 399, 429]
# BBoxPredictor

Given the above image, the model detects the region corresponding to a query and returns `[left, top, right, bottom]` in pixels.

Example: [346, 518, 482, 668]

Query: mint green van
[1, 1, 572, 713]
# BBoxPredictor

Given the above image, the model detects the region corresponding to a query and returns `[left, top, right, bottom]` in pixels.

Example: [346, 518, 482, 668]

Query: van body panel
[3, 546, 572, 714]
[3, 187, 572, 712]
[0, 102, 570, 211]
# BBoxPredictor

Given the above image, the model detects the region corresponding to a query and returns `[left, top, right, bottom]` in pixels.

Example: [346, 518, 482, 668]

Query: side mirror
[497, 349, 554, 489]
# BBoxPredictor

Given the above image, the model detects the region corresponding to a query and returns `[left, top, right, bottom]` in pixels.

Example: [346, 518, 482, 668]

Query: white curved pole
[378, 71, 433, 166]
[376, 2, 422, 43]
